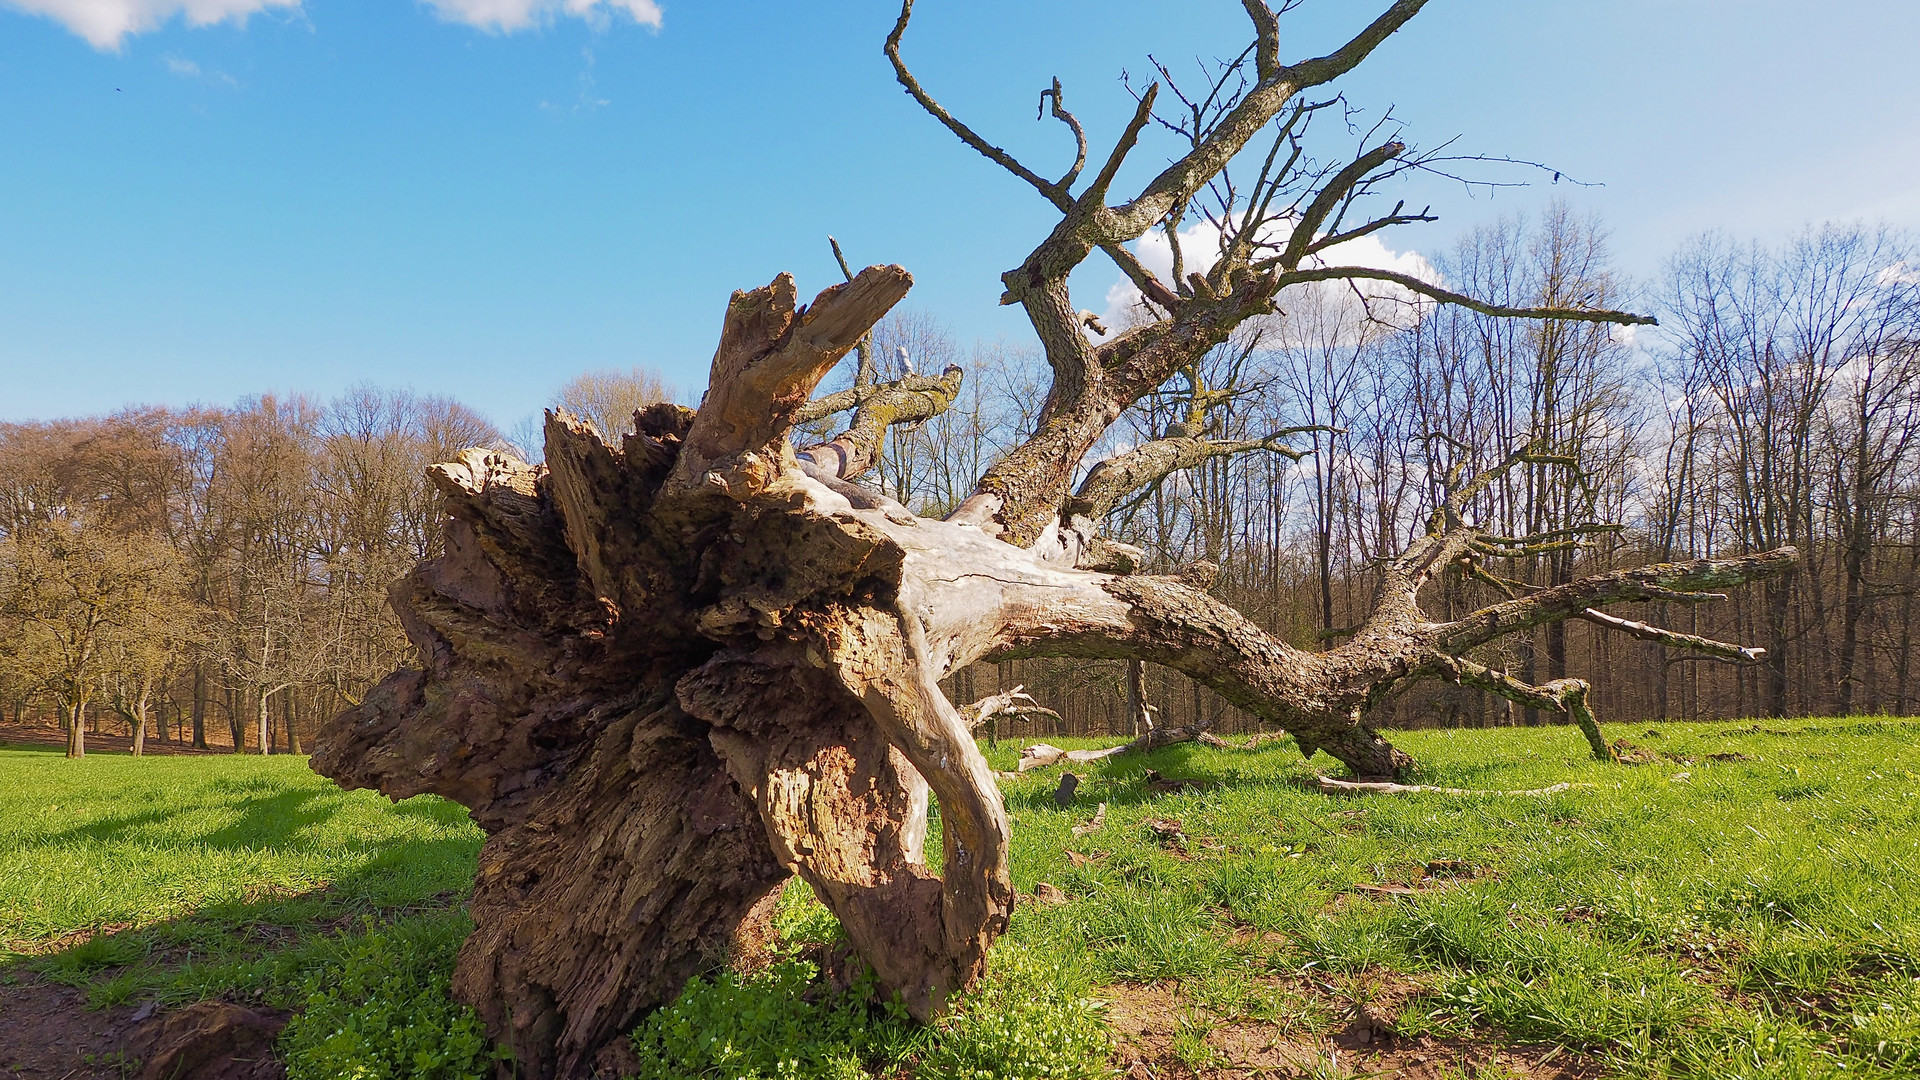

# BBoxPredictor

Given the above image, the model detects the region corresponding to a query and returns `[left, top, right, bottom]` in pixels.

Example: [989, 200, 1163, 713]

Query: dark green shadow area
[0, 751, 482, 1011]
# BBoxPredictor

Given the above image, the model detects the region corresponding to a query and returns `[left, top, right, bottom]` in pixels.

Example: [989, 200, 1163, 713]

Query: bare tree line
[1, 215, 1912, 756]
[887, 210, 1919, 736]
[0, 389, 505, 755]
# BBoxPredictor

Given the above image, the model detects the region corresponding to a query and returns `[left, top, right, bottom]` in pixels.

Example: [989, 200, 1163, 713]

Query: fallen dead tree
[308, 3, 1794, 1074]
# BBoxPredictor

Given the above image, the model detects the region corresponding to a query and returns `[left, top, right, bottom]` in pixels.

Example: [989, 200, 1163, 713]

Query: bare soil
[0, 973, 285, 1080]
[1103, 978, 1604, 1080]
[0, 972, 145, 1079]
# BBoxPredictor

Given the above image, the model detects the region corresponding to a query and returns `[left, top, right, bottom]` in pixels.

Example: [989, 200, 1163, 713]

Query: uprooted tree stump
[312, 3, 1797, 1075]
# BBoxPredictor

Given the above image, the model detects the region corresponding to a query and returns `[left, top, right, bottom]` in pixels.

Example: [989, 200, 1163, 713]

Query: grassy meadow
[5, 718, 1920, 1078]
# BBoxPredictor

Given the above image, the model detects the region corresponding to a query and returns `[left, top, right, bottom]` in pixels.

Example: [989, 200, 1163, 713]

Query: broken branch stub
[307, 6, 1805, 1076]
[314, 269, 1017, 1078]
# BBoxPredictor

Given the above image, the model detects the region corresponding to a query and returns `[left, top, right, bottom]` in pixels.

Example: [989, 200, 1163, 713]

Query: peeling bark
[308, 5, 1802, 1075]
[312, 266, 1795, 1078]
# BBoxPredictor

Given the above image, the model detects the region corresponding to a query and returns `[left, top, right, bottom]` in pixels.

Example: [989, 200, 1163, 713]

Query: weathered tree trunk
[307, 5, 1806, 1074]
[313, 267, 1795, 1078]
[315, 268, 1008, 1078]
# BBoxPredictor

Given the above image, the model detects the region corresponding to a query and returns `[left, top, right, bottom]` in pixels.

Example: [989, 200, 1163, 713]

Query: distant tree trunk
[192, 665, 209, 749]
[286, 693, 301, 755]
[227, 688, 245, 752]
[1126, 660, 1148, 736]
[1766, 577, 1793, 717]
[257, 691, 272, 756]
[66, 700, 85, 759]
[132, 688, 148, 757]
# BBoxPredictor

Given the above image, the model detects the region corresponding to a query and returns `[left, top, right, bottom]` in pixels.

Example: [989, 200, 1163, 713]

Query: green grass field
[5, 718, 1920, 1078]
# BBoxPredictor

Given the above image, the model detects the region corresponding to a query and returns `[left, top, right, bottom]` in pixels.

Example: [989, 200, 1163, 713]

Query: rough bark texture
[312, 265, 1796, 1078]
[309, 5, 1802, 1075]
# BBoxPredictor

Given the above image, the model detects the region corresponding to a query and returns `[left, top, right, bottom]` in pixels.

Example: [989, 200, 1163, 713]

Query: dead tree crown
[312, 3, 1795, 1075]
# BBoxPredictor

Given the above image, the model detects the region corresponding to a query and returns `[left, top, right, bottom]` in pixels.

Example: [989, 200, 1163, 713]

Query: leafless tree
[552, 365, 674, 445]
[305, 5, 1794, 1076]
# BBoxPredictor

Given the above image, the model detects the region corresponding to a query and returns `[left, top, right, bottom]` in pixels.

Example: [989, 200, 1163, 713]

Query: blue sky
[3, 0, 1917, 430]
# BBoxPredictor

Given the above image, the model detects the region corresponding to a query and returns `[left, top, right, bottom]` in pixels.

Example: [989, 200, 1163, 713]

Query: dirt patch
[0, 972, 148, 1078]
[1102, 976, 1602, 1080]
[126, 1000, 286, 1080]
[4, 922, 138, 958]
[0, 973, 285, 1079]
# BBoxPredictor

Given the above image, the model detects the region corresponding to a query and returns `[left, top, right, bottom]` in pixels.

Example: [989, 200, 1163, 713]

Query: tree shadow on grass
[4, 785, 482, 1010]
[37, 785, 471, 856]
[999, 735, 1610, 817]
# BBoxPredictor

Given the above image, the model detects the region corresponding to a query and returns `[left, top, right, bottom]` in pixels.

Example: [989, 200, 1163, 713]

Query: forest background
[5, 208, 1916, 756]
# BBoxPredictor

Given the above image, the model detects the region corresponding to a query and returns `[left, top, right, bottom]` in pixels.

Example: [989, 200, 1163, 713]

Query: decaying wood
[1072, 802, 1108, 836]
[308, 5, 1801, 1076]
[1318, 776, 1596, 797]
[960, 685, 1061, 732]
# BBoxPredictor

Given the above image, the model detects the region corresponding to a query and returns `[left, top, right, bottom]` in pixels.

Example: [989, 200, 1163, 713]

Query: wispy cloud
[163, 52, 239, 85]
[3, 0, 298, 51]
[423, 0, 661, 34]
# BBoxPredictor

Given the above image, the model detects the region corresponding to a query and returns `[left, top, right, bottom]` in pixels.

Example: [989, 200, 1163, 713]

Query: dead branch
[1277, 265, 1658, 326]
[1433, 653, 1616, 763]
[1438, 550, 1801, 655]
[1318, 777, 1596, 797]
[1576, 606, 1766, 663]
[795, 364, 964, 481]
[961, 685, 1062, 732]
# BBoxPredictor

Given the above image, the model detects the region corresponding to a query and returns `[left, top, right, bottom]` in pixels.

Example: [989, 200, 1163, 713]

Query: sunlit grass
[9, 717, 1920, 1077]
[0, 747, 480, 1007]
[985, 717, 1920, 1076]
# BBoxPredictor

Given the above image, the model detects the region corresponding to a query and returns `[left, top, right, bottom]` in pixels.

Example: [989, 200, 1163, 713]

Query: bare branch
[1278, 265, 1658, 326]
[1080, 83, 1159, 206]
[1106, 0, 1431, 240]
[1433, 653, 1615, 763]
[1437, 548, 1800, 655]
[1038, 77, 1089, 192]
[1275, 140, 1406, 270]
[1067, 427, 1320, 524]
[887, 1, 1071, 210]
[828, 236, 877, 387]
[797, 365, 964, 482]
[1577, 607, 1766, 663]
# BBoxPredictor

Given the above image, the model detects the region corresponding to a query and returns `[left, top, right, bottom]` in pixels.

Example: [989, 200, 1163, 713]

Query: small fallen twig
[1142, 768, 1206, 795]
[1317, 776, 1595, 797]
[1071, 802, 1108, 836]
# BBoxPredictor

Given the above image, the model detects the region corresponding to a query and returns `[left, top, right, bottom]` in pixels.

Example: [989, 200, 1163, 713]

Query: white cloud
[163, 51, 239, 84]
[5, 0, 298, 50]
[1098, 218, 1440, 342]
[423, 0, 661, 33]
